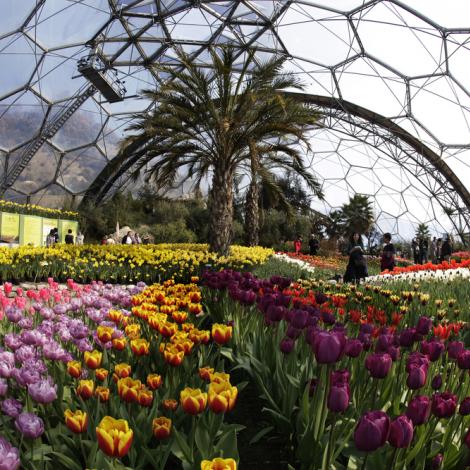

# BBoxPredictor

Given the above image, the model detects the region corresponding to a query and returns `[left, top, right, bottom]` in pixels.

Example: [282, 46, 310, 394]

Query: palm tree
[340, 194, 374, 237]
[118, 47, 320, 254]
[415, 223, 430, 240]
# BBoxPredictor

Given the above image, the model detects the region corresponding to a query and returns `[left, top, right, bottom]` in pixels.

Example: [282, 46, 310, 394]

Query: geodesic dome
[1, 0, 470, 240]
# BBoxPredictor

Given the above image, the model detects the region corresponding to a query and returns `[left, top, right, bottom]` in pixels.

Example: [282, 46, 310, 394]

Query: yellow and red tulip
[172, 310, 188, 324]
[130, 338, 150, 356]
[208, 381, 238, 414]
[180, 387, 207, 415]
[117, 377, 142, 403]
[201, 458, 237, 470]
[199, 367, 214, 383]
[96, 416, 133, 458]
[76, 380, 94, 400]
[95, 368, 109, 382]
[95, 386, 110, 402]
[84, 350, 102, 370]
[147, 374, 163, 390]
[64, 409, 88, 434]
[112, 337, 127, 351]
[138, 388, 153, 407]
[163, 347, 185, 367]
[211, 324, 232, 345]
[114, 363, 132, 381]
[152, 417, 172, 440]
[67, 360, 82, 379]
[125, 323, 141, 339]
[97, 326, 114, 343]
[162, 399, 178, 411]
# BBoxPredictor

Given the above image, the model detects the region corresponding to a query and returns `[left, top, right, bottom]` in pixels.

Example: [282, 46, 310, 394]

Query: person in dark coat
[411, 238, 419, 264]
[380, 233, 395, 272]
[64, 229, 74, 245]
[441, 237, 452, 262]
[343, 232, 368, 283]
[308, 234, 320, 256]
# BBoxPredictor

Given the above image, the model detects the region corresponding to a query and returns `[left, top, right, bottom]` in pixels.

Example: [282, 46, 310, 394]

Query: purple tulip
[376, 334, 393, 352]
[4, 334, 22, 351]
[331, 370, 350, 385]
[0, 436, 20, 470]
[5, 307, 23, 324]
[421, 340, 445, 362]
[406, 395, 431, 425]
[313, 331, 345, 364]
[406, 352, 429, 372]
[387, 346, 400, 362]
[407, 364, 428, 390]
[290, 309, 308, 329]
[447, 341, 464, 360]
[27, 378, 57, 404]
[399, 328, 416, 347]
[431, 374, 442, 390]
[286, 325, 302, 339]
[459, 397, 470, 416]
[0, 379, 8, 397]
[327, 383, 350, 413]
[18, 317, 33, 329]
[458, 350, 470, 370]
[265, 304, 285, 323]
[431, 454, 443, 469]
[15, 412, 44, 439]
[432, 392, 457, 418]
[15, 345, 36, 364]
[360, 323, 374, 334]
[388, 415, 414, 448]
[1, 399, 23, 418]
[280, 337, 295, 355]
[309, 378, 319, 397]
[365, 353, 392, 379]
[416, 316, 432, 335]
[315, 293, 328, 305]
[354, 411, 390, 451]
[344, 339, 363, 358]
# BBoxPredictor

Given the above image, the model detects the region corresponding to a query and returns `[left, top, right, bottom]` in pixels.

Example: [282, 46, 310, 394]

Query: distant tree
[415, 223, 430, 239]
[325, 210, 345, 239]
[341, 194, 374, 237]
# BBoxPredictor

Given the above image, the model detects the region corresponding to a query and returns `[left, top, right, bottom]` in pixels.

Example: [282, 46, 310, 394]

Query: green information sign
[0, 212, 20, 244]
[59, 219, 78, 243]
[21, 215, 43, 247]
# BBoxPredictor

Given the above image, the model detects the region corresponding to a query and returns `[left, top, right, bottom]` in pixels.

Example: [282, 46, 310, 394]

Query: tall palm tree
[119, 47, 320, 254]
[340, 194, 374, 237]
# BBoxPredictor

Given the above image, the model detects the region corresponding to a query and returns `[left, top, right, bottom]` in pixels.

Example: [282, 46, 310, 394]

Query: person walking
[430, 237, 437, 263]
[380, 233, 395, 272]
[343, 232, 368, 283]
[436, 238, 442, 263]
[411, 238, 419, 264]
[64, 229, 74, 245]
[294, 235, 302, 255]
[46, 229, 55, 247]
[441, 236, 452, 263]
[76, 232, 84, 245]
[308, 234, 320, 256]
[419, 237, 428, 264]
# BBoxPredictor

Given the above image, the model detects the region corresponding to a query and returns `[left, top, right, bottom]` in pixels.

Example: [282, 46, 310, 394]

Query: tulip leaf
[214, 428, 238, 461]
[220, 347, 234, 361]
[172, 427, 193, 463]
[195, 425, 211, 459]
[249, 425, 274, 445]
[49, 451, 82, 470]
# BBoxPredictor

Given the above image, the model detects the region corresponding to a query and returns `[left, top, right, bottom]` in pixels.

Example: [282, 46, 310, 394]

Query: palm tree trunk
[244, 142, 260, 246]
[209, 164, 234, 255]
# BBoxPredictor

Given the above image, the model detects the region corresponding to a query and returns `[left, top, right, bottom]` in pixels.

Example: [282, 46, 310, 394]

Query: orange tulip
[97, 326, 114, 343]
[152, 416, 172, 440]
[190, 276, 199, 283]
[95, 386, 110, 402]
[95, 368, 109, 382]
[117, 377, 142, 403]
[84, 350, 102, 370]
[180, 387, 207, 415]
[96, 416, 133, 458]
[76, 380, 94, 400]
[208, 381, 238, 413]
[199, 367, 214, 383]
[163, 347, 184, 367]
[125, 324, 141, 339]
[201, 458, 236, 470]
[112, 337, 127, 351]
[147, 374, 163, 390]
[211, 324, 232, 345]
[130, 338, 150, 356]
[64, 409, 88, 434]
[138, 388, 153, 407]
[162, 399, 178, 411]
[67, 360, 82, 379]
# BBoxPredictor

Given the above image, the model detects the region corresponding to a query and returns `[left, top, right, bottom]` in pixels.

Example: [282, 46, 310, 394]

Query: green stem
[323, 415, 337, 470]
[361, 453, 369, 470]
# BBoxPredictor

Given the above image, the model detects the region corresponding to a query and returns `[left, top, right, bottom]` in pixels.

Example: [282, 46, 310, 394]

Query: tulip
[162, 399, 178, 411]
[416, 316, 432, 335]
[210, 372, 231, 384]
[28, 378, 57, 404]
[95, 368, 108, 382]
[201, 458, 237, 470]
[458, 350, 470, 370]
[180, 387, 207, 415]
[280, 337, 295, 354]
[388, 415, 414, 448]
[432, 392, 457, 418]
[15, 412, 44, 439]
[421, 340, 445, 362]
[465, 428, 470, 449]
[152, 417, 172, 440]
[460, 397, 470, 416]
[365, 353, 392, 379]
[84, 350, 102, 370]
[431, 454, 443, 469]
[399, 328, 416, 347]
[114, 363, 132, 380]
[344, 339, 363, 358]
[138, 388, 153, 407]
[212, 324, 233, 345]
[447, 341, 464, 359]
[147, 374, 163, 390]
[0, 436, 20, 470]
[67, 361, 82, 379]
[313, 331, 345, 364]
[199, 367, 214, 382]
[406, 395, 431, 425]
[124, 324, 141, 339]
[64, 409, 88, 434]
[112, 337, 127, 351]
[163, 347, 184, 367]
[172, 311, 188, 324]
[327, 382, 350, 413]
[159, 322, 178, 338]
[130, 338, 150, 356]
[1, 399, 22, 418]
[431, 374, 442, 390]
[95, 386, 110, 402]
[96, 416, 133, 458]
[96, 326, 114, 343]
[76, 380, 94, 400]
[117, 377, 142, 403]
[407, 364, 428, 390]
[354, 411, 390, 452]
[208, 381, 238, 413]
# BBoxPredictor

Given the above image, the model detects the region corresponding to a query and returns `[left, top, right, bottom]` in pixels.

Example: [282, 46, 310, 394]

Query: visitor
[430, 237, 437, 263]
[308, 234, 319, 256]
[76, 232, 84, 245]
[46, 229, 55, 247]
[411, 238, 419, 264]
[53, 228, 59, 244]
[142, 235, 150, 245]
[106, 236, 116, 245]
[343, 232, 368, 283]
[441, 236, 452, 263]
[122, 231, 133, 245]
[436, 238, 442, 263]
[64, 229, 74, 245]
[380, 232, 395, 272]
[294, 235, 302, 255]
[418, 237, 428, 264]
[135, 233, 142, 244]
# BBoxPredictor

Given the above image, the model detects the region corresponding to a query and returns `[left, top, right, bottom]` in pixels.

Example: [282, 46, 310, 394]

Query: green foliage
[148, 220, 197, 243]
[415, 222, 430, 239]
[252, 256, 313, 280]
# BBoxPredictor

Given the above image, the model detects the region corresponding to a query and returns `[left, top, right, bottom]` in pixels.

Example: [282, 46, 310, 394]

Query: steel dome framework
[2, 0, 470, 239]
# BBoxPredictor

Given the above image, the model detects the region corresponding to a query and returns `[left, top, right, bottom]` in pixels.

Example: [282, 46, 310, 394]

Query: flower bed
[0, 278, 241, 469]
[0, 200, 78, 220]
[202, 269, 470, 469]
[0, 244, 273, 284]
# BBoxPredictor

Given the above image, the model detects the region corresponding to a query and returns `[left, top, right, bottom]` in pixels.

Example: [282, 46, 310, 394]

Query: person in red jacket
[294, 235, 302, 255]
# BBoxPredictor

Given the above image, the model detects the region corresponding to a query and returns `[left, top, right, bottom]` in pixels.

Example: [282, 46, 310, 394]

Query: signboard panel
[22, 215, 43, 247]
[0, 212, 20, 244]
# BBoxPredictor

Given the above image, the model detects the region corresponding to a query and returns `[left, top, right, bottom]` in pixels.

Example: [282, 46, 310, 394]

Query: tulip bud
[327, 383, 350, 413]
[152, 417, 171, 440]
[431, 374, 442, 390]
[388, 415, 414, 448]
[458, 350, 470, 370]
[407, 364, 428, 390]
[313, 331, 345, 364]
[432, 392, 457, 418]
[354, 411, 390, 451]
[406, 395, 431, 425]
[344, 339, 363, 358]
[365, 353, 392, 379]
[280, 337, 295, 354]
